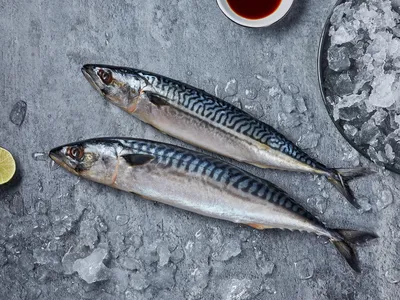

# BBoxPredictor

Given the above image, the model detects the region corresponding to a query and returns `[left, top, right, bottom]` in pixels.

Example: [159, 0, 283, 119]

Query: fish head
[82, 64, 146, 112]
[49, 139, 121, 185]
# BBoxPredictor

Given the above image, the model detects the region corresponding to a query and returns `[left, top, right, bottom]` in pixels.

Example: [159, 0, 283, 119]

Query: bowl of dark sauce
[217, 0, 294, 27]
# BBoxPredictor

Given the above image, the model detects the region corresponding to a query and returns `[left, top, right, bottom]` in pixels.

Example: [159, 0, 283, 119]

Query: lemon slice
[0, 147, 16, 185]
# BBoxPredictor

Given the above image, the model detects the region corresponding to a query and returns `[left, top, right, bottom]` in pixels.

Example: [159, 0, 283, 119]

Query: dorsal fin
[146, 92, 170, 108]
[122, 154, 155, 166]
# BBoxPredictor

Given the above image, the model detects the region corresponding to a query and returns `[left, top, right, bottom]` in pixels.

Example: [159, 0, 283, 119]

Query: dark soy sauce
[227, 0, 282, 20]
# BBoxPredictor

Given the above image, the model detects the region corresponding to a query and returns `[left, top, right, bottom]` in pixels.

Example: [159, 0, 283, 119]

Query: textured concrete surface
[0, 0, 399, 299]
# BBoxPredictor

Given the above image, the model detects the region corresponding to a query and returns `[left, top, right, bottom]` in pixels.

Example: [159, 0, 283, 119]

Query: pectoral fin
[122, 154, 155, 166]
[146, 92, 170, 108]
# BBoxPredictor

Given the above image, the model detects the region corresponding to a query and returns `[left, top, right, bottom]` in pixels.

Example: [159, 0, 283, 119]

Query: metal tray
[317, 0, 400, 174]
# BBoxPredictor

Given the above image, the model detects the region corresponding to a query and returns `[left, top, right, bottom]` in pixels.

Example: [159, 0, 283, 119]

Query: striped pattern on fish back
[118, 139, 317, 223]
[137, 71, 326, 171]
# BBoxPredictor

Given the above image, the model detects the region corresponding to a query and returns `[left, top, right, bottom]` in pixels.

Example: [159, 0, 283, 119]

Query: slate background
[1, 0, 399, 299]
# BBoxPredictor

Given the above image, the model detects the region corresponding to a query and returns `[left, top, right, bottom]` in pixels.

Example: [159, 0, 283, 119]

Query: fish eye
[97, 69, 113, 85]
[67, 146, 84, 161]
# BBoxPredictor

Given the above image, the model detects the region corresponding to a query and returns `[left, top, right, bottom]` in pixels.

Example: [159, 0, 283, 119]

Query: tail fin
[331, 229, 378, 273]
[326, 167, 373, 209]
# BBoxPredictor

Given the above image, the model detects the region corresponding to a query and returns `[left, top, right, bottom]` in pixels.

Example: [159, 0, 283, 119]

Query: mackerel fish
[49, 137, 377, 272]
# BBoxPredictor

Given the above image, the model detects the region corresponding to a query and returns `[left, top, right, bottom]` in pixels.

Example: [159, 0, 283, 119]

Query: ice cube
[280, 94, 296, 113]
[268, 86, 281, 98]
[392, 24, 400, 38]
[8, 191, 24, 216]
[356, 119, 380, 144]
[368, 73, 397, 108]
[295, 96, 308, 113]
[257, 257, 275, 276]
[119, 254, 142, 271]
[334, 72, 355, 96]
[51, 214, 75, 237]
[33, 248, 62, 273]
[367, 147, 385, 164]
[185, 266, 211, 299]
[124, 226, 143, 249]
[157, 243, 171, 267]
[353, 3, 379, 28]
[297, 132, 321, 150]
[366, 32, 391, 66]
[214, 239, 241, 262]
[328, 45, 351, 72]
[170, 246, 184, 264]
[256, 74, 280, 89]
[243, 101, 264, 119]
[263, 279, 277, 295]
[348, 41, 366, 60]
[329, 22, 358, 45]
[336, 106, 362, 121]
[62, 247, 82, 275]
[286, 83, 300, 95]
[385, 144, 396, 162]
[219, 278, 255, 300]
[95, 215, 108, 233]
[136, 242, 159, 265]
[294, 258, 314, 280]
[306, 195, 327, 214]
[278, 112, 301, 128]
[337, 92, 367, 109]
[387, 37, 400, 58]
[357, 196, 372, 213]
[371, 109, 388, 125]
[109, 268, 130, 295]
[32, 152, 48, 161]
[343, 124, 358, 137]
[9, 100, 27, 126]
[115, 214, 130, 226]
[245, 88, 258, 100]
[108, 231, 126, 255]
[72, 248, 110, 284]
[79, 218, 98, 249]
[130, 272, 149, 291]
[330, 2, 352, 27]
[225, 78, 238, 97]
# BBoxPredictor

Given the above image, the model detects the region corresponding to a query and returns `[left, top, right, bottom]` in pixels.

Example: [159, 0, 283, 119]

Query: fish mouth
[81, 65, 105, 96]
[49, 147, 79, 176]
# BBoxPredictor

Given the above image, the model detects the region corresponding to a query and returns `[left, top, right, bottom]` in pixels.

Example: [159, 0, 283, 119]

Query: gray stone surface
[0, 0, 398, 299]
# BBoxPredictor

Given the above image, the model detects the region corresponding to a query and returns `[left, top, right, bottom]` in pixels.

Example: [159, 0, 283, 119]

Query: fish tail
[330, 229, 378, 273]
[326, 167, 373, 209]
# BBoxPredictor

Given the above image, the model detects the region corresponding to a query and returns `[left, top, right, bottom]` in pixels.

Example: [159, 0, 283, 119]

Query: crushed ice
[326, 0, 400, 167]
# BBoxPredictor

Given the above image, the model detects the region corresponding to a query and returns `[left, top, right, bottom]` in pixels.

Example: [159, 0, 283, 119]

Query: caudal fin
[326, 167, 373, 209]
[331, 229, 378, 273]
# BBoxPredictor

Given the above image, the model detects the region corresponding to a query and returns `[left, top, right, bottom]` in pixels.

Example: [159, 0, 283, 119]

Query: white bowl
[217, 0, 294, 28]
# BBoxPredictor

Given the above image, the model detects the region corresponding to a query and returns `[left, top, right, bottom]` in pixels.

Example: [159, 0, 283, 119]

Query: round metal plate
[317, 0, 400, 174]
